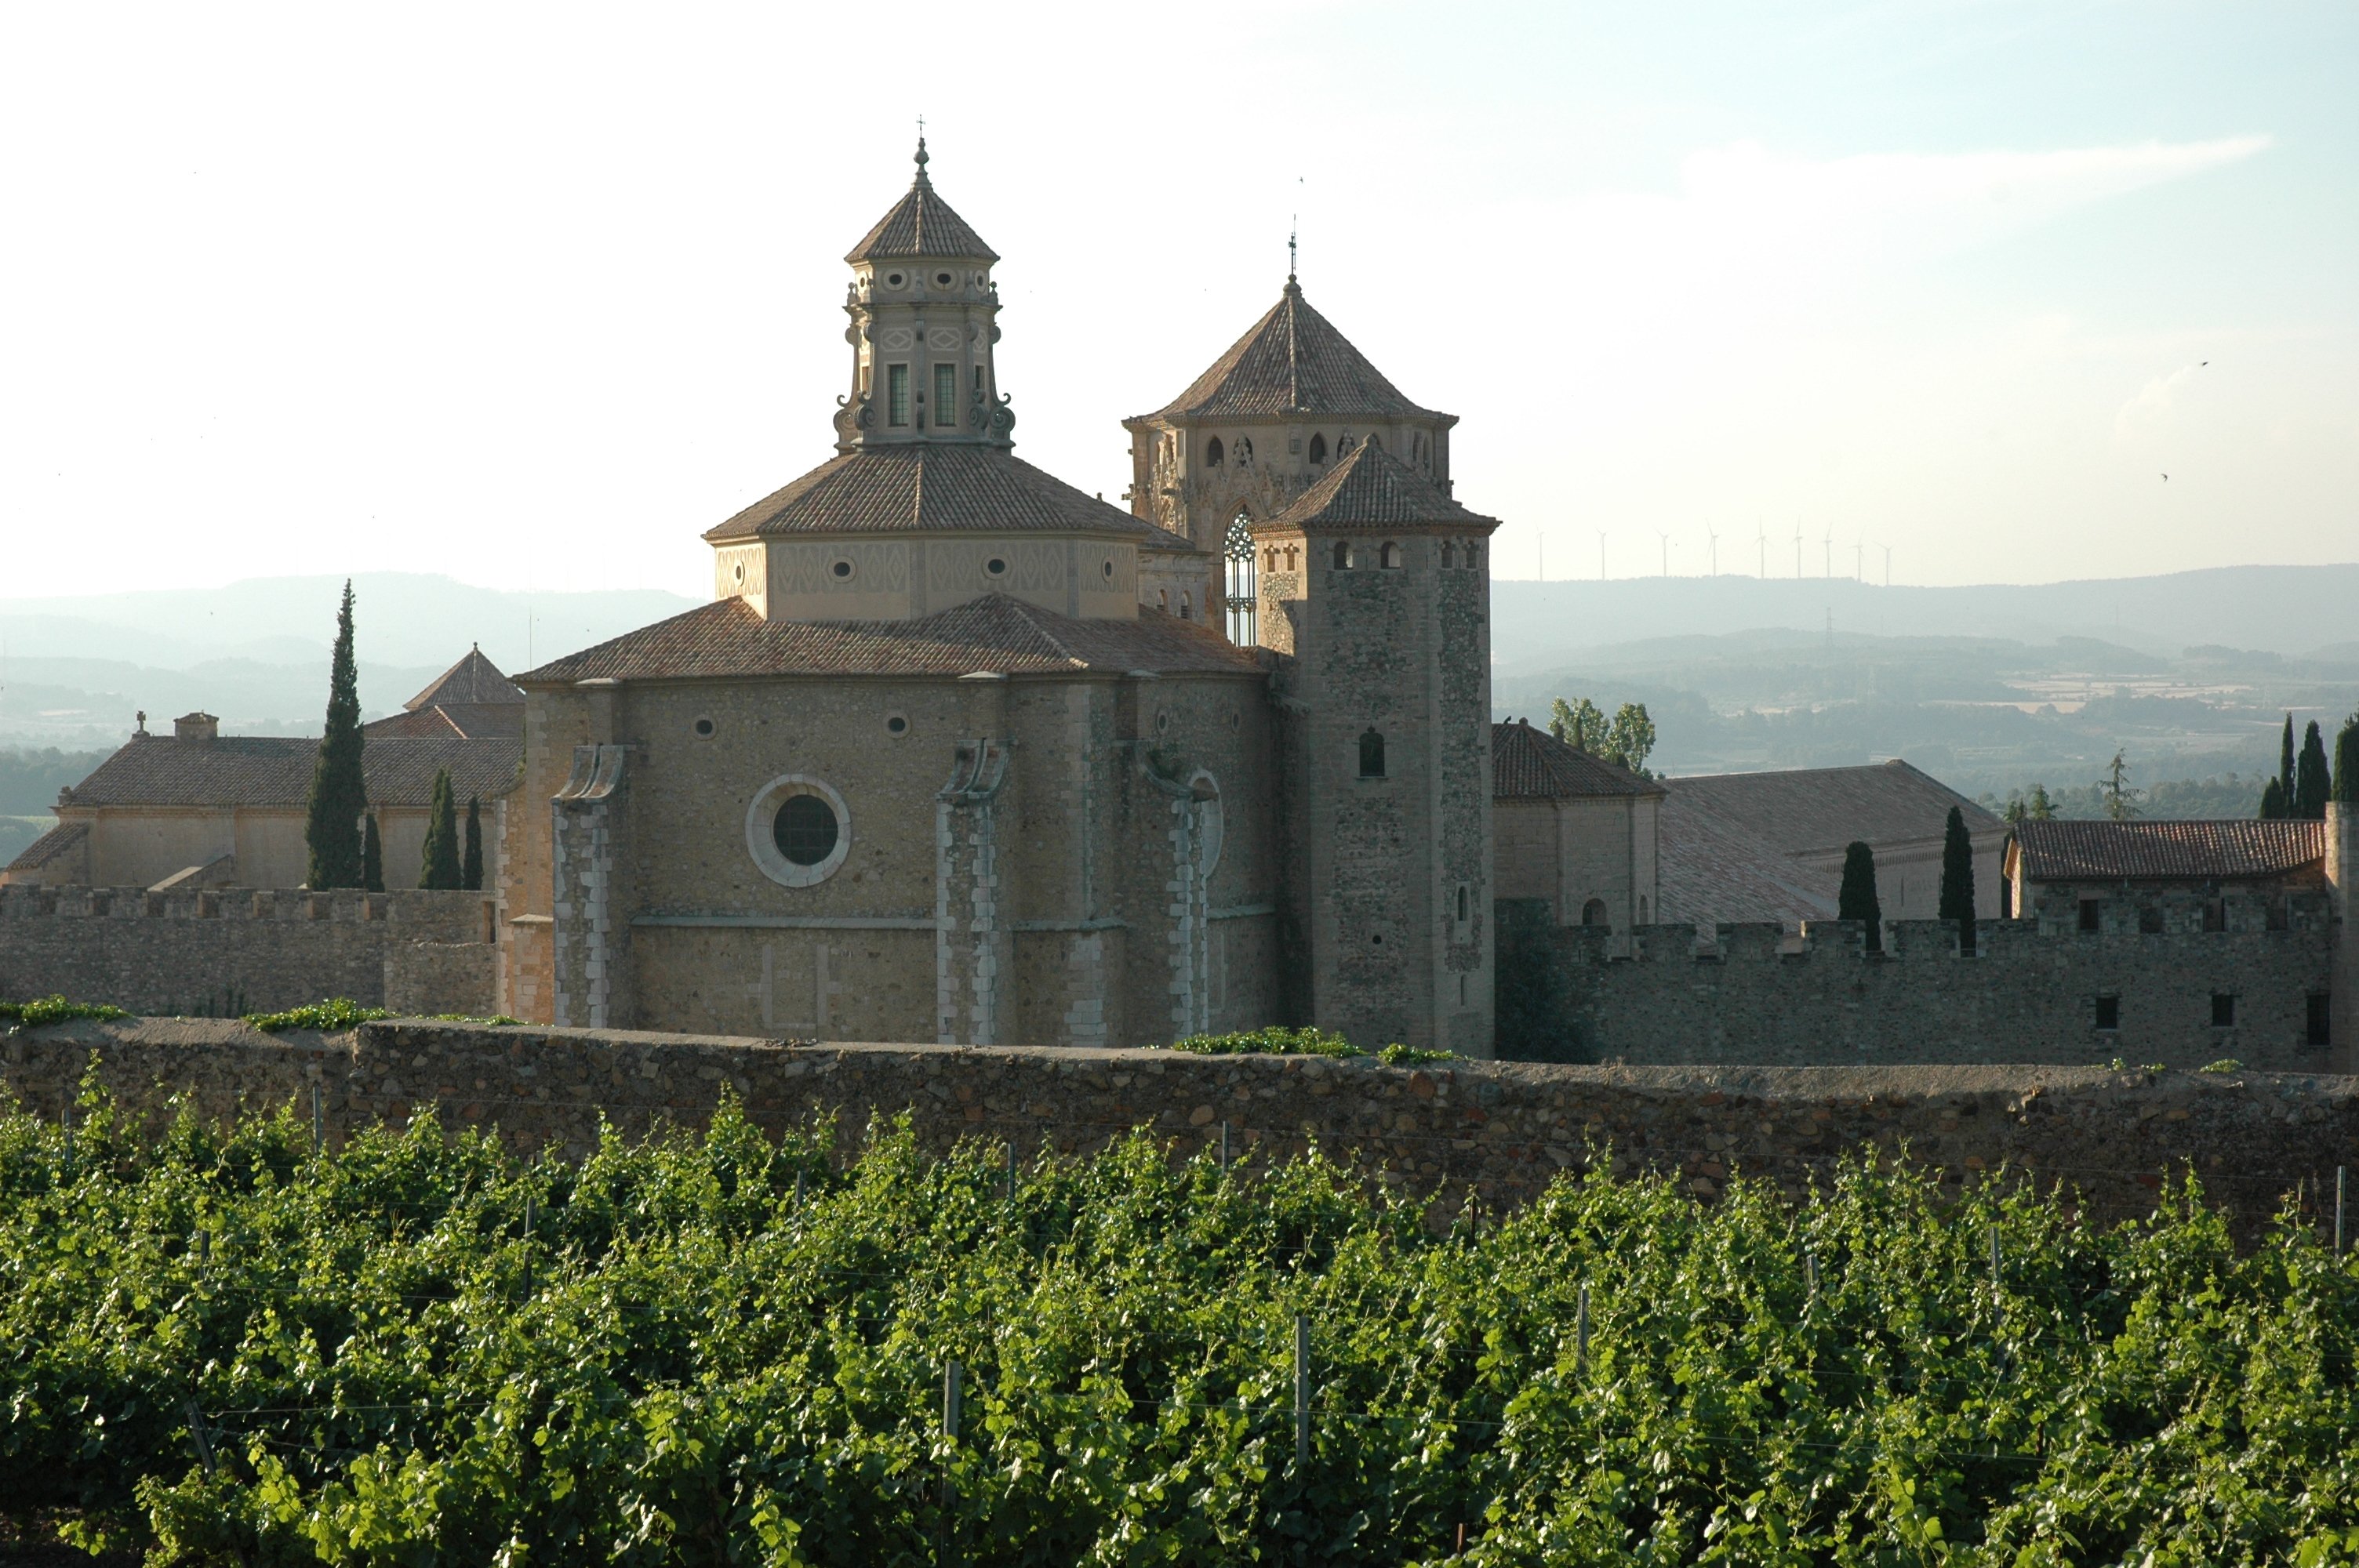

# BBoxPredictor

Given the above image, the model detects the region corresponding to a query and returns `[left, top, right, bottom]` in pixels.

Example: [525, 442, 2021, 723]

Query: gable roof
[403, 646, 523, 711]
[2012, 818, 2327, 883]
[703, 444, 1161, 544]
[1662, 760, 2002, 859]
[56, 734, 521, 811]
[5, 820, 89, 875]
[1266, 441, 1497, 531]
[1657, 789, 1841, 927]
[1142, 281, 1450, 424]
[362, 702, 524, 741]
[1492, 720, 1665, 800]
[516, 593, 1263, 684]
[845, 162, 997, 263]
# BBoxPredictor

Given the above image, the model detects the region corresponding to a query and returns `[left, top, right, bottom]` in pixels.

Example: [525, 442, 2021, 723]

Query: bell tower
[835, 139, 1014, 452]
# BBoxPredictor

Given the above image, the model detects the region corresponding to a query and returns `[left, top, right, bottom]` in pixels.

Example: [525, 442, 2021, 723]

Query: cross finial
[1288, 217, 1297, 282]
[914, 117, 929, 181]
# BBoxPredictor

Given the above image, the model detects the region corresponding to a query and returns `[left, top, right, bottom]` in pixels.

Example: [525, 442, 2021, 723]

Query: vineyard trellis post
[2338, 1166, 2347, 1259]
[1576, 1283, 1591, 1377]
[522, 1194, 535, 1300]
[1804, 1251, 1819, 1301]
[1221, 1120, 1230, 1173]
[183, 1401, 216, 1478]
[61, 1103, 72, 1175]
[941, 1360, 963, 1568]
[1989, 1224, 2001, 1290]
[1293, 1314, 1310, 1468]
[311, 1083, 323, 1157]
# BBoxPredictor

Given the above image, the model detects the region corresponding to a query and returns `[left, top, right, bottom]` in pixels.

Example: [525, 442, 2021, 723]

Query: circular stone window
[693, 717, 716, 739]
[885, 271, 905, 288]
[731, 561, 746, 585]
[986, 557, 1008, 577]
[744, 774, 852, 887]
[885, 713, 909, 735]
[1101, 557, 1115, 580]
[935, 270, 954, 285]
[830, 558, 855, 580]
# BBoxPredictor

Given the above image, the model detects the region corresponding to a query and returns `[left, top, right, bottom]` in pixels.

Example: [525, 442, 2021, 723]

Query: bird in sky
[2161, 473, 2169, 481]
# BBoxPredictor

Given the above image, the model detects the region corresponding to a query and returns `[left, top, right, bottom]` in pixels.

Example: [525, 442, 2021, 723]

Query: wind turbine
[1852, 539, 1864, 581]
[1655, 528, 1670, 577]
[1706, 526, 1720, 577]
[1821, 524, 1834, 579]
[1793, 523, 1804, 580]
[1881, 543, 1892, 588]
[1756, 519, 1768, 579]
[1597, 530, 1607, 581]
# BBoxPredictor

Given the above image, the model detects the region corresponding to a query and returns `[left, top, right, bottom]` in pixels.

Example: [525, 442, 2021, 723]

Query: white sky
[2, 1, 2352, 597]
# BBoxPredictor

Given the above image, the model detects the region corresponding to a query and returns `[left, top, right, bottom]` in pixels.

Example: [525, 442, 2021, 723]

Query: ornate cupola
[835, 138, 1013, 452]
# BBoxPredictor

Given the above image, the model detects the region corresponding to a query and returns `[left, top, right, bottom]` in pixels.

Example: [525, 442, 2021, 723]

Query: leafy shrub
[427, 1013, 524, 1026]
[0, 996, 129, 1027]
[241, 998, 391, 1033]
[1165, 1025, 1362, 1058]
[2201, 1057, 2245, 1074]
[1376, 1042, 1456, 1065]
[2, 1093, 2353, 1564]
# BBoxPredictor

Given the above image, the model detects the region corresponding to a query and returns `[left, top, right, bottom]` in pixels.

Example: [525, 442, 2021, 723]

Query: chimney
[173, 711, 220, 743]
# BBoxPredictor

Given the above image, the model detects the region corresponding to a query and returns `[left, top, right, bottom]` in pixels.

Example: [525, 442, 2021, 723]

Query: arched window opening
[1285, 546, 1299, 571]
[1158, 589, 1169, 611]
[1205, 436, 1224, 467]
[1331, 540, 1352, 570]
[1224, 510, 1257, 647]
[1379, 541, 1402, 569]
[1308, 433, 1328, 464]
[1467, 541, 1482, 568]
[1358, 728, 1386, 779]
[1180, 592, 1192, 621]
[1637, 896, 1650, 924]
[1440, 540, 1456, 568]
[1263, 546, 1277, 572]
[1581, 898, 1609, 927]
[1456, 885, 1469, 923]
[1235, 437, 1253, 467]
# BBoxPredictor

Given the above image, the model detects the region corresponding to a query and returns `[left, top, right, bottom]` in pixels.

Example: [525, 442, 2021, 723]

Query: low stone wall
[1522, 913, 2346, 1075]
[0, 886, 496, 1015]
[5, 1018, 2352, 1236]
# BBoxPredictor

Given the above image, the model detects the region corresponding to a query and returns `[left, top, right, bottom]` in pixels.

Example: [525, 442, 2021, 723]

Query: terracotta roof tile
[1142, 281, 1451, 423]
[59, 735, 522, 810]
[2012, 818, 2326, 882]
[517, 594, 1263, 684]
[1267, 440, 1498, 531]
[1657, 791, 1841, 927]
[402, 647, 523, 710]
[703, 445, 1161, 543]
[5, 820, 88, 873]
[1492, 720, 1665, 800]
[845, 170, 997, 263]
[1663, 760, 2003, 858]
[362, 702, 523, 740]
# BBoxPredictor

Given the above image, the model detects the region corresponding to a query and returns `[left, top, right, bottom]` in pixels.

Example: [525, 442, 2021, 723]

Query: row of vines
[3, 1083, 2355, 1565]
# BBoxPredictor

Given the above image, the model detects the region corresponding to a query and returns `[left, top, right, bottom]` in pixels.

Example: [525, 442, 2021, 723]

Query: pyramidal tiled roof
[403, 646, 523, 711]
[2012, 818, 2326, 882]
[845, 147, 997, 263]
[1144, 281, 1449, 423]
[515, 593, 1261, 684]
[703, 443, 1165, 543]
[1267, 440, 1497, 531]
[1492, 720, 1666, 800]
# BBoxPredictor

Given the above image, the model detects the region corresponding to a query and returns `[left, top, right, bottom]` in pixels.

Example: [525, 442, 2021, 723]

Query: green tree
[2101, 750, 2139, 821]
[2293, 720, 2330, 818]
[302, 580, 367, 889]
[2026, 782, 2053, 820]
[1837, 840, 1882, 952]
[462, 797, 484, 891]
[1938, 805, 1976, 952]
[2278, 713, 2295, 807]
[1601, 702, 1657, 776]
[361, 811, 384, 893]
[420, 768, 461, 890]
[1547, 696, 1604, 751]
[2335, 713, 2358, 807]
[2258, 777, 2287, 819]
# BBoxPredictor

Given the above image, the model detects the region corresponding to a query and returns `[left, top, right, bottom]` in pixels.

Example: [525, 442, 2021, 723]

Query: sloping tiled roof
[362, 702, 524, 740]
[1143, 281, 1450, 423]
[1657, 789, 1841, 927]
[2012, 818, 2326, 882]
[403, 647, 523, 710]
[58, 735, 521, 810]
[845, 158, 997, 263]
[1267, 441, 1497, 532]
[5, 820, 89, 873]
[703, 445, 1158, 543]
[1492, 720, 1666, 800]
[517, 594, 1264, 684]
[1662, 760, 2002, 858]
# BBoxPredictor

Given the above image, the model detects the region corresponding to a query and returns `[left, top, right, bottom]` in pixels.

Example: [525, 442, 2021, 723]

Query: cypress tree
[362, 812, 384, 893]
[1938, 805, 1976, 952]
[2259, 778, 2287, 819]
[303, 580, 367, 889]
[2026, 783, 2054, 821]
[2278, 713, 2296, 808]
[1837, 840, 1882, 953]
[420, 768, 462, 890]
[2294, 720, 2330, 819]
[2335, 715, 2358, 807]
[462, 797, 484, 891]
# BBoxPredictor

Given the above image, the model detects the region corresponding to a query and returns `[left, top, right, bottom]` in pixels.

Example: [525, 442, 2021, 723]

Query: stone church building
[498, 143, 1515, 1052]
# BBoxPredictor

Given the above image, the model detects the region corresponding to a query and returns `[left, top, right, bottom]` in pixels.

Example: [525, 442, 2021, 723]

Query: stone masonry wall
[4, 1018, 2351, 1240]
[1540, 913, 2343, 1074]
[0, 887, 496, 1015]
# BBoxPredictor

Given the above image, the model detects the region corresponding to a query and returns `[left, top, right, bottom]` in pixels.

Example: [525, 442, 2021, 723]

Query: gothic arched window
[1440, 541, 1457, 568]
[1331, 540, 1351, 569]
[1308, 433, 1328, 464]
[1379, 541, 1402, 569]
[1358, 728, 1386, 779]
[1205, 436, 1224, 467]
[1224, 510, 1257, 647]
[1235, 437, 1253, 467]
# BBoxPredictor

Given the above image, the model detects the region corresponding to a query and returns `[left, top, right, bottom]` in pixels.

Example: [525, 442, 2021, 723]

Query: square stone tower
[1256, 441, 1499, 1054]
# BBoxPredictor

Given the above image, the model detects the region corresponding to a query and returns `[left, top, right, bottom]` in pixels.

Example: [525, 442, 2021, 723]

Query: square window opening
[2093, 995, 2120, 1032]
[2210, 993, 2236, 1029]
[2078, 900, 2102, 933]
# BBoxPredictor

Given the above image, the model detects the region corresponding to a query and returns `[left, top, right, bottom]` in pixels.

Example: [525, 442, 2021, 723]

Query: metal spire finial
[914, 117, 929, 182]
[1288, 217, 1297, 282]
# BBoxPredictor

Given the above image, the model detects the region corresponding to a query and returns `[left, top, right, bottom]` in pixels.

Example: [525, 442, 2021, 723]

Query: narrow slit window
[2307, 993, 2331, 1047]
[886, 364, 910, 426]
[1358, 728, 1385, 779]
[934, 364, 958, 426]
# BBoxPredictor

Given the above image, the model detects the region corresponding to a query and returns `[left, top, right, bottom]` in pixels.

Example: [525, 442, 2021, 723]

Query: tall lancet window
[934, 364, 958, 426]
[1224, 510, 1257, 647]
[886, 364, 911, 426]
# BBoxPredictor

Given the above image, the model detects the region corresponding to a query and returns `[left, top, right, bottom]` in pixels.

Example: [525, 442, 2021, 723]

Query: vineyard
[2, 1085, 2356, 1566]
